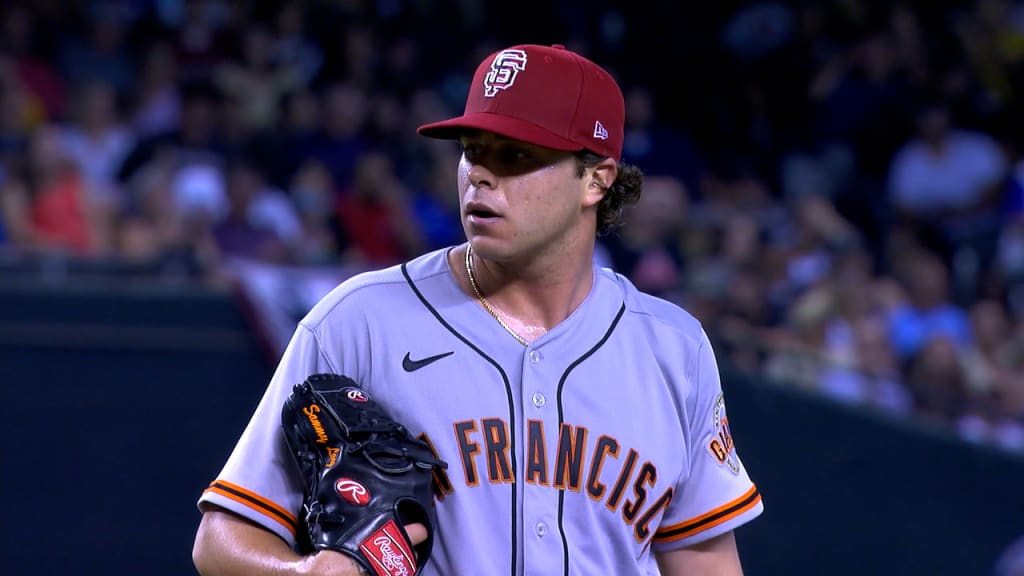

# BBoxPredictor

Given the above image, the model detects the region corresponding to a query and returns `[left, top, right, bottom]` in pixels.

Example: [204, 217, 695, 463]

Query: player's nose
[466, 162, 496, 190]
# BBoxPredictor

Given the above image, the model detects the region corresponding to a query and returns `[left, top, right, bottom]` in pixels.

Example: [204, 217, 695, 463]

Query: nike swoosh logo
[402, 351, 455, 372]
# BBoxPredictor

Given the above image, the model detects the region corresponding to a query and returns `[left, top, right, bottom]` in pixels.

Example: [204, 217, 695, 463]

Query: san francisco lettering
[448, 418, 674, 542]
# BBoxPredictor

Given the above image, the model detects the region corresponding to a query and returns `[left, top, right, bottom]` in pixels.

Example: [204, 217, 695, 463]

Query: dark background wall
[724, 368, 1024, 576]
[0, 279, 275, 575]
[1, 281, 1021, 575]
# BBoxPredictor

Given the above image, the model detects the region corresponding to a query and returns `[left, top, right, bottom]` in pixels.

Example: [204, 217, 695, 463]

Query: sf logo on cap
[484, 49, 527, 97]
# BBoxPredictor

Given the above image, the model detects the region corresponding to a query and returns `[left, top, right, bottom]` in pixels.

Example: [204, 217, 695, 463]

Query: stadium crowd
[1, 0, 1023, 454]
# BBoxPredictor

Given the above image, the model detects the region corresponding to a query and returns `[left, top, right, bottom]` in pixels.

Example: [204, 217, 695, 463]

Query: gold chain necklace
[465, 244, 529, 346]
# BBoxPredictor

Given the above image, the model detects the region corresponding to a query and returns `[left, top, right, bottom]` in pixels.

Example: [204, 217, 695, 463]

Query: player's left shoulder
[596, 266, 706, 345]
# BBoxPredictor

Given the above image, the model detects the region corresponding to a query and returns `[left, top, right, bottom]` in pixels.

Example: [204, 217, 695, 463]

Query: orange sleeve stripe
[654, 485, 761, 543]
[204, 480, 298, 536]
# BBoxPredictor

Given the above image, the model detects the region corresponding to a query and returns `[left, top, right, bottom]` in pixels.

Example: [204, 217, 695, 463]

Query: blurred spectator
[309, 82, 370, 190]
[116, 158, 216, 278]
[601, 174, 690, 298]
[366, 93, 413, 180]
[335, 150, 424, 267]
[621, 85, 705, 195]
[997, 153, 1024, 313]
[956, 381, 1024, 453]
[767, 194, 862, 306]
[57, 3, 135, 97]
[270, 2, 324, 86]
[956, 0, 1024, 120]
[714, 265, 778, 373]
[286, 158, 343, 266]
[819, 315, 914, 415]
[822, 247, 900, 363]
[2, 5, 66, 122]
[807, 27, 916, 182]
[905, 335, 971, 425]
[130, 40, 182, 138]
[409, 144, 463, 252]
[170, 0, 236, 83]
[60, 79, 134, 204]
[169, 162, 227, 226]
[0, 160, 27, 246]
[211, 159, 295, 263]
[963, 299, 1019, 393]
[763, 285, 833, 391]
[887, 98, 1008, 283]
[886, 249, 973, 363]
[721, 2, 796, 64]
[118, 79, 228, 185]
[259, 87, 321, 189]
[327, 22, 378, 89]
[214, 22, 302, 136]
[3, 124, 110, 255]
[403, 87, 459, 187]
[377, 35, 432, 98]
[685, 208, 760, 311]
[0, 55, 36, 163]
[955, 298, 1024, 451]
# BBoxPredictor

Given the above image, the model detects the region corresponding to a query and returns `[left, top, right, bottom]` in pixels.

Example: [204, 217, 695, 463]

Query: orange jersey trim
[653, 485, 761, 543]
[204, 479, 298, 537]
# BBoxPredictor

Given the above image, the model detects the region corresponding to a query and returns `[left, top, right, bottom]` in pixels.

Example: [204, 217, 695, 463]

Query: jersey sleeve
[651, 330, 764, 551]
[196, 323, 330, 547]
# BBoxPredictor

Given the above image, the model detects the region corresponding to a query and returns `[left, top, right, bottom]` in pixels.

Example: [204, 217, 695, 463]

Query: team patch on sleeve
[706, 393, 740, 474]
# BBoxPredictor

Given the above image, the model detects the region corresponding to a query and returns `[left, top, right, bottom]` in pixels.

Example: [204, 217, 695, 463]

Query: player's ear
[583, 158, 617, 208]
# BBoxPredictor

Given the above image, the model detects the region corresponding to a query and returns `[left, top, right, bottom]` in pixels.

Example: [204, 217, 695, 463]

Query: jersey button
[532, 393, 546, 407]
[529, 350, 542, 363]
[535, 522, 547, 537]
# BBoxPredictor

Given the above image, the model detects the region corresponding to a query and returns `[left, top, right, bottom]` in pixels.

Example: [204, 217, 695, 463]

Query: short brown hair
[574, 151, 644, 236]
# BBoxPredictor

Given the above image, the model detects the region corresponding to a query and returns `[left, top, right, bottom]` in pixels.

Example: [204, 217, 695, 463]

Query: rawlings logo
[303, 404, 329, 444]
[483, 49, 527, 97]
[346, 388, 370, 402]
[373, 537, 410, 575]
[335, 478, 370, 505]
[360, 520, 416, 576]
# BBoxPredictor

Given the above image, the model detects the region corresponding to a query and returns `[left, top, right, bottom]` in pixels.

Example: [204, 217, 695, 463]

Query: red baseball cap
[417, 44, 625, 161]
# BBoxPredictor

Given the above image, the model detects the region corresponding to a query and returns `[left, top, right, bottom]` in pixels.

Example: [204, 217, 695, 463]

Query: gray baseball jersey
[198, 246, 763, 575]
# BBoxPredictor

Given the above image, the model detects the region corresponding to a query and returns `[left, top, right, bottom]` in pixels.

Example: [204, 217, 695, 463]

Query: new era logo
[593, 120, 609, 140]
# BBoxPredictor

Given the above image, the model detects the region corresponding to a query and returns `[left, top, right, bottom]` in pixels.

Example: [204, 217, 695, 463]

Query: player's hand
[298, 523, 428, 575]
[403, 522, 428, 545]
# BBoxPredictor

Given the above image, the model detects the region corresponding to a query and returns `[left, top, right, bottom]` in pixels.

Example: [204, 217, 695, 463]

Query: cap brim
[417, 112, 583, 152]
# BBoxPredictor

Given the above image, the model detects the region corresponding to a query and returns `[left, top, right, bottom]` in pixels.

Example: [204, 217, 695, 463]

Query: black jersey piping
[402, 262, 519, 576]
[554, 303, 626, 576]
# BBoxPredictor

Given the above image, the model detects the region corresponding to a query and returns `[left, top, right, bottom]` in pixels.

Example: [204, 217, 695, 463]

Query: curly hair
[574, 151, 644, 236]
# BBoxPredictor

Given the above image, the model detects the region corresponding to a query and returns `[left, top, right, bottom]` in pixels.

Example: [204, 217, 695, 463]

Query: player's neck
[459, 242, 595, 337]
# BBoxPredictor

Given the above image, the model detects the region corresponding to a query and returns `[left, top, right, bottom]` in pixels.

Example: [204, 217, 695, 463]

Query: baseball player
[193, 43, 763, 575]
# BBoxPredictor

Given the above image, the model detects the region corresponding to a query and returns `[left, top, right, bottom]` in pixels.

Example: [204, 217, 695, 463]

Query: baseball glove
[281, 373, 448, 576]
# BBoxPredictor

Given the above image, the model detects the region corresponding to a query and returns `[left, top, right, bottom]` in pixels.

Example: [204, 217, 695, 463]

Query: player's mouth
[465, 201, 501, 223]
